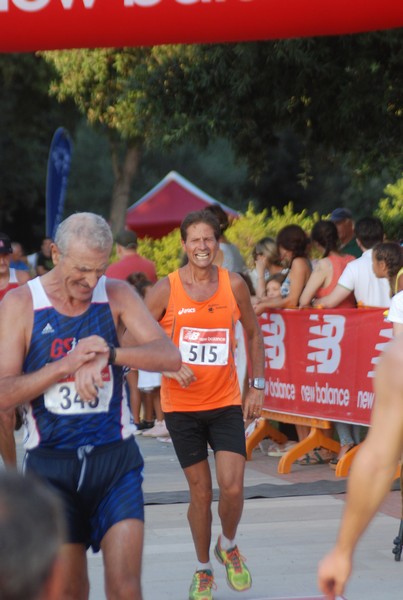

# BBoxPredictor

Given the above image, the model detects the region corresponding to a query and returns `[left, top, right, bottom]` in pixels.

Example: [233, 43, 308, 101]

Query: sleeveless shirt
[315, 254, 356, 307]
[159, 267, 242, 412]
[0, 268, 19, 301]
[23, 276, 135, 450]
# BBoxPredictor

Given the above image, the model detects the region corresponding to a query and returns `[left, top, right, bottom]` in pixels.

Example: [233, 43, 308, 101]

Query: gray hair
[0, 470, 65, 600]
[55, 212, 113, 255]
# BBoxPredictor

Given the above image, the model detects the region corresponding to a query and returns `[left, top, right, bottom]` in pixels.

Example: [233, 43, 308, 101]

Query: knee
[219, 478, 243, 501]
[189, 485, 213, 509]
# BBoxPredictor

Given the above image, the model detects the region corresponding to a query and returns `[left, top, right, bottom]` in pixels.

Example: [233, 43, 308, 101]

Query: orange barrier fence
[246, 308, 394, 477]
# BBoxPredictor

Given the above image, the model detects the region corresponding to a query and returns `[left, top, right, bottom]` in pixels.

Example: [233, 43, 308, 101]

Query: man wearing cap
[330, 207, 362, 258]
[105, 229, 157, 283]
[0, 233, 30, 467]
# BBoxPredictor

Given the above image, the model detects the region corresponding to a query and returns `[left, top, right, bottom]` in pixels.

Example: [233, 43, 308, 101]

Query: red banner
[260, 308, 393, 426]
[1, 0, 403, 53]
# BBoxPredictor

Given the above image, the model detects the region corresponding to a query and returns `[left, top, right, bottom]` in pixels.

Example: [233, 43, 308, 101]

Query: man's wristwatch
[250, 378, 265, 390]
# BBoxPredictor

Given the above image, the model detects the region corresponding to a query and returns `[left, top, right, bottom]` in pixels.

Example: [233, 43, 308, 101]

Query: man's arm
[318, 336, 403, 598]
[230, 273, 265, 420]
[312, 284, 351, 308]
[0, 287, 108, 411]
[108, 279, 181, 374]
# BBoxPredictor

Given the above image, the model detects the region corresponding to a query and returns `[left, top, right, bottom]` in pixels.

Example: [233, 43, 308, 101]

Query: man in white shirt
[313, 217, 390, 309]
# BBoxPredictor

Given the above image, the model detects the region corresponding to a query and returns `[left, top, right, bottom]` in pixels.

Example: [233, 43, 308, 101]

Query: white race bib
[44, 367, 113, 414]
[179, 327, 229, 366]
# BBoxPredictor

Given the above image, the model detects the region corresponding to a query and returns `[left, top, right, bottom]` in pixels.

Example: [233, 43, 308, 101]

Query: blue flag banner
[46, 127, 73, 239]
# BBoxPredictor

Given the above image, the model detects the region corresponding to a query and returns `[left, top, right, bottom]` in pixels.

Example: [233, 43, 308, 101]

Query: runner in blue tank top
[0, 212, 181, 600]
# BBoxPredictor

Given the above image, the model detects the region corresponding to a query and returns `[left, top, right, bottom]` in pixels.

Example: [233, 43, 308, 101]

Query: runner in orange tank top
[146, 209, 265, 600]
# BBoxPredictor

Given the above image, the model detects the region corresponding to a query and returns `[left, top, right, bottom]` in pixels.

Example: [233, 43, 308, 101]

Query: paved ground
[8, 430, 403, 599]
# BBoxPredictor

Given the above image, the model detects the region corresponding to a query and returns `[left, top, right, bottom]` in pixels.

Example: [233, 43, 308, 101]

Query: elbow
[169, 348, 182, 372]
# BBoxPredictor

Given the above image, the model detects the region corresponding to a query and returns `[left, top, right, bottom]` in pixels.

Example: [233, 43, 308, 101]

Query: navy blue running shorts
[164, 405, 246, 469]
[24, 436, 144, 552]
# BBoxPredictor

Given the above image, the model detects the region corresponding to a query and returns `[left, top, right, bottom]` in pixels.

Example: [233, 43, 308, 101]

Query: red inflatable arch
[1, 0, 403, 53]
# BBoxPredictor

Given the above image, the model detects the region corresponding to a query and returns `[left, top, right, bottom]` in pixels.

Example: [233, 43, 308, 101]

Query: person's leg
[58, 544, 89, 600]
[215, 450, 245, 540]
[183, 459, 213, 563]
[0, 409, 16, 467]
[126, 370, 141, 425]
[102, 519, 144, 600]
[213, 451, 252, 592]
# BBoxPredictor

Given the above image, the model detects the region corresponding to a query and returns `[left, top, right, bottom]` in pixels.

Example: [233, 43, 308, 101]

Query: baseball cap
[0, 233, 12, 254]
[115, 229, 138, 248]
[330, 207, 353, 223]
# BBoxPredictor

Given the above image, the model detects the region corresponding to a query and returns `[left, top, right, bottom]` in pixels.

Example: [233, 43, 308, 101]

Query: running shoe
[214, 538, 252, 592]
[188, 569, 215, 600]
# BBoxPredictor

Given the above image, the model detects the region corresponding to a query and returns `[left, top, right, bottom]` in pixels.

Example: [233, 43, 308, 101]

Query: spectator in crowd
[0, 212, 181, 600]
[265, 272, 287, 300]
[388, 289, 403, 336]
[300, 220, 358, 466]
[372, 240, 403, 297]
[9, 241, 30, 272]
[299, 220, 356, 308]
[318, 294, 403, 598]
[35, 237, 54, 275]
[0, 233, 30, 468]
[0, 470, 66, 600]
[106, 229, 157, 283]
[145, 209, 265, 600]
[250, 237, 286, 299]
[204, 204, 246, 272]
[126, 272, 168, 439]
[254, 224, 311, 313]
[312, 217, 390, 309]
[329, 207, 362, 258]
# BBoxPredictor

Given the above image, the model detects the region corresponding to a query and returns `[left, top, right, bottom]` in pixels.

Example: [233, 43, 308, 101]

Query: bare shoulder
[0, 284, 32, 327]
[229, 271, 251, 301]
[145, 276, 171, 318]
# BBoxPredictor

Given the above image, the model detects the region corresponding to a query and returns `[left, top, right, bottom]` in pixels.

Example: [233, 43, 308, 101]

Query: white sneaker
[142, 420, 170, 438]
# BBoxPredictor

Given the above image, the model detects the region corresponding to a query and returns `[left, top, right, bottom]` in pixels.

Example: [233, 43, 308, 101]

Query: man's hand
[64, 336, 109, 375]
[163, 364, 196, 388]
[243, 386, 264, 421]
[74, 352, 109, 402]
[317, 547, 352, 599]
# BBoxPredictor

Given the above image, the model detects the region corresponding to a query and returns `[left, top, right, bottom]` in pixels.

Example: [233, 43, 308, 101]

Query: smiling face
[53, 239, 110, 302]
[181, 222, 219, 268]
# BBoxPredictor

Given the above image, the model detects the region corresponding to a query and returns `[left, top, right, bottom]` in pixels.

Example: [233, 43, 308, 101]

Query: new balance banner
[260, 307, 392, 426]
[0, 1, 403, 53]
[46, 127, 73, 240]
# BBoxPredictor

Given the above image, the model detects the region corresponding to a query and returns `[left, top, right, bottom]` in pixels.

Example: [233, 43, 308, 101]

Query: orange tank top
[315, 254, 356, 308]
[160, 268, 242, 412]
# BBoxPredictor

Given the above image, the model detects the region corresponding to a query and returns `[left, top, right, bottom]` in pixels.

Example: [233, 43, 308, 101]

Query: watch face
[253, 378, 265, 390]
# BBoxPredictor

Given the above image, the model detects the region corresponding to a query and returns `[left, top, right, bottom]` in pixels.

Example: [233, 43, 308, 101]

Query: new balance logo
[41, 323, 55, 335]
[261, 313, 286, 370]
[367, 324, 394, 378]
[306, 314, 345, 374]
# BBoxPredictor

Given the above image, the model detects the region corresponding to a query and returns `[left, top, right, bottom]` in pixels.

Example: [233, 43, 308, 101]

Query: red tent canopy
[126, 171, 239, 239]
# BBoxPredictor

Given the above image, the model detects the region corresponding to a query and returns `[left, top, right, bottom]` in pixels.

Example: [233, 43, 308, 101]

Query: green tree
[375, 178, 403, 241]
[42, 49, 152, 233]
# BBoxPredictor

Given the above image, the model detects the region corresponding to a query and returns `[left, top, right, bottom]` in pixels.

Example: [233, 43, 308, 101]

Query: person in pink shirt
[105, 229, 157, 283]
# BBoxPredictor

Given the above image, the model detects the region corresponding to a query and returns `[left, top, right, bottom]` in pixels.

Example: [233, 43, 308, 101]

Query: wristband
[108, 344, 116, 365]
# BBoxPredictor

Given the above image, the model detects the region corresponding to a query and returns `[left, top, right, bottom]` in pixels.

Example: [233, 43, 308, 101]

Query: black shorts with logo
[165, 405, 246, 469]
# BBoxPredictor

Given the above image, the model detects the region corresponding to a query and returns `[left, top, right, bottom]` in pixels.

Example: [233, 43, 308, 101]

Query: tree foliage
[375, 178, 403, 241]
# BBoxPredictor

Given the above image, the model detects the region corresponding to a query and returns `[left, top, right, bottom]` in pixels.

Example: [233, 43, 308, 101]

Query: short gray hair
[0, 470, 65, 600]
[55, 212, 113, 255]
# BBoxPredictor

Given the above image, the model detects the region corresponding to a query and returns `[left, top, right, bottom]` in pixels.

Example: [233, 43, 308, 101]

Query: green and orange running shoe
[188, 569, 216, 600]
[214, 538, 252, 592]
